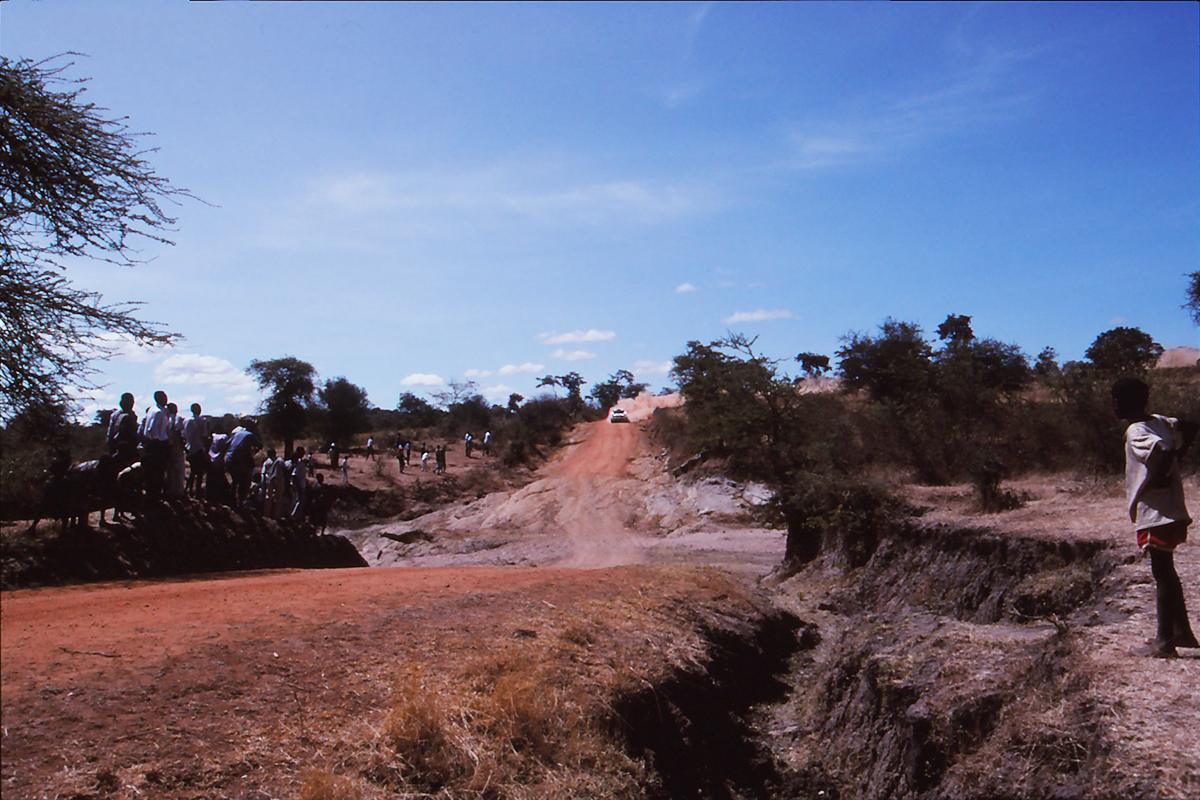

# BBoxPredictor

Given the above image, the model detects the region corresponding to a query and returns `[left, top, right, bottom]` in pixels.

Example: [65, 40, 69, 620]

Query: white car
[609, 408, 629, 423]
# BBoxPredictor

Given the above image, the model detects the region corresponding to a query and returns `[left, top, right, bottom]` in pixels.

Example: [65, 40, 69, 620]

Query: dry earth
[3, 393, 1200, 798]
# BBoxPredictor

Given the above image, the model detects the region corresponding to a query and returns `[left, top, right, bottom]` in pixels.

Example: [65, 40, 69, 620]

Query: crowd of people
[96, 390, 496, 532]
[103, 390, 330, 529]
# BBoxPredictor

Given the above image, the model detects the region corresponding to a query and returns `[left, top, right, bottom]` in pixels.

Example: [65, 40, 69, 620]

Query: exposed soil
[3, 393, 1200, 798]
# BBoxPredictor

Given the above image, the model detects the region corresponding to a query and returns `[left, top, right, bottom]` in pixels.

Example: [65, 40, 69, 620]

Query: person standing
[182, 403, 210, 498]
[165, 402, 187, 499]
[396, 442, 405, 473]
[341, 455, 350, 485]
[483, 430, 492, 457]
[107, 393, 139, 470]
[225, 423, 261, 509]
[1113, 377, 1200, 658]
[139, 391, 171, 501]
[291, 446, 309, 518]
[434, 444, 446, 474]
[366, 437, 376, 461]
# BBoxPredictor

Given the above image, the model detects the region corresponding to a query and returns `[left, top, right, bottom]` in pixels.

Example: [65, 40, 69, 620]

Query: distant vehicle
[609, 408, 629, 423]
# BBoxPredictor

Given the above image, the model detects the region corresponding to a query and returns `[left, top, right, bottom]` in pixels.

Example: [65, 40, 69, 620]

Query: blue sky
[5, 2, 1197, 420]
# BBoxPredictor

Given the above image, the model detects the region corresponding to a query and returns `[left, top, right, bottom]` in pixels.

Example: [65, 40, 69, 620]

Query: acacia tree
[589, 369, 647, 410]
[1, 55, 188, 418]
[673, 334, 886, 566]
[247, 357, 317, 459]
[319, 377, 370, 447]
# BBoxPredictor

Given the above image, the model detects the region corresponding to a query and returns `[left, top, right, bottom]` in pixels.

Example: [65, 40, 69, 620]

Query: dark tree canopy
[1085, 327, 1163, 374]
[247, 357, 316, 458]
[396, 392, 442, 429]
[794, 352, 831, 378]
[1, 55, 188, 417]
[836, 318, 935, 404]
[319, 377, 370, 446]
[589, 369, 647, 410]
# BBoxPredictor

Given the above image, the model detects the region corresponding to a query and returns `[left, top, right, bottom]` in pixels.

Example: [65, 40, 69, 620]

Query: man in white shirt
[182, 403, 210, 498]
[139, 391, 171, 501]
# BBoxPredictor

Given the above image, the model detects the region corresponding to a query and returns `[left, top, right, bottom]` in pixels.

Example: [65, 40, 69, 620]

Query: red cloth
[1137, 521, 1189, 552]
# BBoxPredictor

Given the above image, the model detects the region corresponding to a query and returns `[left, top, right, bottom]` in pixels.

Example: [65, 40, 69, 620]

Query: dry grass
[294, 566, 764, 800]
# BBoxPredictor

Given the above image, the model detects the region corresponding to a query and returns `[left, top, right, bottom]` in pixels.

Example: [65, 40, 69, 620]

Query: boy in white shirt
[1113, 377, 1199, 657]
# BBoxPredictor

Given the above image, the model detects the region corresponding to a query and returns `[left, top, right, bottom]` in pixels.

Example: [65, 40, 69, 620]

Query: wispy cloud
[785, 45, 1036, 171]
[538, 329, 616, 345]
[464, 368, 492, 379]
[257, 166, 721, 252]
[675, 282, 697, 293]
[399, 373, 446, 387]
[551, 349, 596, 361]
[723, 309, 793, 324]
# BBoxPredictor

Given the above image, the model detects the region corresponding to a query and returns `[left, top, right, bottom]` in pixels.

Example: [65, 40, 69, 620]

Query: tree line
[671, 316, 1194, 571]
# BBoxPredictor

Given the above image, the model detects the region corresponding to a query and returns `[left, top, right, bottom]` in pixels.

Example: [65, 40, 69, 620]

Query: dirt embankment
[1, 499, 366, 590]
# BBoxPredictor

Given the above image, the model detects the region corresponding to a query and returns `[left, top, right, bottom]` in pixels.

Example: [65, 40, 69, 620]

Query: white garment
[140, 406, 171, 442]
[1125, 415, 1191, 530]
[182, 415, 209, 453]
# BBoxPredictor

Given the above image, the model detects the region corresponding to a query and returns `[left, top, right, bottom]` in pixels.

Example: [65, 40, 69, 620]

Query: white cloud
[155, 354, 258, 394]
[722, 309, 793, 324]
[400, 373, 446, 387]
[464, 368, 493, 378]
[538, 329, 616, 345]
[482, 384, 517, 404]
[676, 282, 697, 293]
[497, 362, 544, 375]
[633, 359, 673, 376]
[551, 349, 596, 361]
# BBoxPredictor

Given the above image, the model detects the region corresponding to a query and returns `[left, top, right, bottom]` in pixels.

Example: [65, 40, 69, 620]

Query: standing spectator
[396, 442, 405, 473]
[341, 456, 350, 485]
[139, 391, 171, 501]
[420, 448, 430, 472]
[291, 446, 309, 518]
[165, 402, 187, 498]
[206, 433, 232, 507]
[309, 473, 331, 534]
[329, 442, 339, 468]
[107, 393, 139, 470]
[464, 432, 473, 458]
[182, 403, 210, 498]
[366, 437, 376, 460]
[435, 444, 446, 474]
[262, 447, 286, 519]
[483, 430, 492, 457]
[226, 423, 262, 509]
[1113, 378, 1200, 658]
[404, 440, 412, 466]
